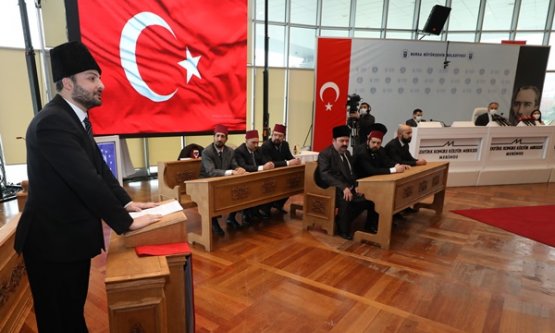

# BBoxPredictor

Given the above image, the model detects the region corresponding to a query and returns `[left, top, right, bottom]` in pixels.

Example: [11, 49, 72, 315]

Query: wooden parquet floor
[2, 180, 554, 332]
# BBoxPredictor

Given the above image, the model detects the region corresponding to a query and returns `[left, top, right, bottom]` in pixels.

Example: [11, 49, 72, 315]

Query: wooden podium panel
[186, 165, 305, 251]
[354, 162, 449, 249]
[0, 214, 32, 333]
[106, 235, 170, 333]
[106, 227, 193, 333]
[123, 211, 187, 248]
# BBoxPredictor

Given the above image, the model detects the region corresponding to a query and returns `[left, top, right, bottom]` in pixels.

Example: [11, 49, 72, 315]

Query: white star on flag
[178, 47, 202, 83]
[325, 102, 333, 111]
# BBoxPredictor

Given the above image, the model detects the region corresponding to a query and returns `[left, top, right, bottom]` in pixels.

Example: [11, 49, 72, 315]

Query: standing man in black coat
[260, 124, 301, 214]
[230, 129, 274, 223]
[353, 123, 408, 178]
[384, 124, 427, 167]
[318, 125, 378, 239]
[357, 102, 375, 146]
[14, 41, 161, 333]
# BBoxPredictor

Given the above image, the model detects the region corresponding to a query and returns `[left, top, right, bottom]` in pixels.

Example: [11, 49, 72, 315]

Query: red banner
[77, 0, 247, 135]
[313, 38, 352, 151]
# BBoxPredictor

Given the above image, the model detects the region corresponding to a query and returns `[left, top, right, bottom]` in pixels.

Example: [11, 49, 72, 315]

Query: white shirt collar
[62, 96, 88, 128]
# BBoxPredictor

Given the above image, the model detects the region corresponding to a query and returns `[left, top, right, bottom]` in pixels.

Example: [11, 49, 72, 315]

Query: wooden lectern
[105, 211, 195, 333]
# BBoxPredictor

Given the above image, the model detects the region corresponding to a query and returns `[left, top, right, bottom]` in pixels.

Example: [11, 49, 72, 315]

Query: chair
[451, 121, 475, 127]
[302, 161, 336, 235]
[471, 107, 488, 123]
[177, 143, 204, 160]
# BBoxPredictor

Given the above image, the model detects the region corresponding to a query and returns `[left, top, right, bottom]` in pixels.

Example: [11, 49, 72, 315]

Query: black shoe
[226, 217, 241, 230]
[339, 232, 353, 240]
[403, 207, 418, 214]
[211, 219, 225, 236]
[258, 209, 271, 220]
[368, 225, 378, 234]
[241, 214, 252, 227]
[274, 207, 288, 214]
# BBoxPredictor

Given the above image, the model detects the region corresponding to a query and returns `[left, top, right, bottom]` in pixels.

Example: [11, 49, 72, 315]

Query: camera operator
[357, 102, 375, 145]
[346, 94, 361, 147]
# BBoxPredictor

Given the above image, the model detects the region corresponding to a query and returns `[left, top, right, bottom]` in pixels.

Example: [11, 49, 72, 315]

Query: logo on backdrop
[418, 138, 481, 161]
[120, 12, 203, 102]
[319, 81, 340, 111]
[489, 137, 546, 159]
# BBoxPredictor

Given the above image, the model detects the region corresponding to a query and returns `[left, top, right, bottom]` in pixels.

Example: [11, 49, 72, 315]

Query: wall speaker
[422, 5, 451, 35]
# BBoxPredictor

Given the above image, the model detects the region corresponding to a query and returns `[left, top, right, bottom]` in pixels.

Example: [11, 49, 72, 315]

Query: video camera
[346, 93, 361, 113]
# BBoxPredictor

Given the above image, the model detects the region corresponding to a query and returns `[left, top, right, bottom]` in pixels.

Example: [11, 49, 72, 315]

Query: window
[254, 23, 286, 67]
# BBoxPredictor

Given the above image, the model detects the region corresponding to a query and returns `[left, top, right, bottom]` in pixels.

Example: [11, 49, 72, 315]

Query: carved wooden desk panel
[105, 233, 192, 333]
[354, 162, 449, 249]
[0, 214, 32, 333]
[185, 165, 305, 251]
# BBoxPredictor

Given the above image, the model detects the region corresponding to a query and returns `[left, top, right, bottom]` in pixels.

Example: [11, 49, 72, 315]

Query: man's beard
[72, 83, 101, 109]
[401, 137, 411, 144]
[214, 141, 224, 148]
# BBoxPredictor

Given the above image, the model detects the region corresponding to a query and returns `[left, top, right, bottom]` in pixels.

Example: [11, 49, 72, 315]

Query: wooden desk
[0, 214, 32, 333]
[186, 165, 305, 251]
[158, 159, 202, 208]
[105, 233, 194, 333]
[354, 161, 449, 249]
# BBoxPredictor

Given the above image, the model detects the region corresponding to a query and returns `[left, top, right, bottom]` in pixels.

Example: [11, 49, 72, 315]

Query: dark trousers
[23, 252, 91, 333]
[336, 193, 376, 235]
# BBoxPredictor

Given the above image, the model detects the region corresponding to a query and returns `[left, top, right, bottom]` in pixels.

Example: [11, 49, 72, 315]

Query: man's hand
[394, 164, 406, 173]
[288, 158, 302, 166]
[262, 162, 275, 170]
[126, 201, 160, 212]
[343, 187, 353, 202]
[232, 167, 247, 175]
[129, 214, 162, 231]
[416, 159, 427, 166]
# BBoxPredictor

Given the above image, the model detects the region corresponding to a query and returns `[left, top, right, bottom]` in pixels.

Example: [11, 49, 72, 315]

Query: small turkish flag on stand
[77, 0, 247, 135]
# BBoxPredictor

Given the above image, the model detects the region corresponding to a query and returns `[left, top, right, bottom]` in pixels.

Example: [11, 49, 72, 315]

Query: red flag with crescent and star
[77, 0, 247, 135]
[313, 38, 352, 151]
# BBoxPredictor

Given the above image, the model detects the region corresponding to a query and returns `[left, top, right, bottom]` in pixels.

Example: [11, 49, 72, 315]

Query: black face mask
[401, 137, 411, 144]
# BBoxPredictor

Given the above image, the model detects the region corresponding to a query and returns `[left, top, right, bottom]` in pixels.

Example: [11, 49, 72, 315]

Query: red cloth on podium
[135, 242, 191, 257]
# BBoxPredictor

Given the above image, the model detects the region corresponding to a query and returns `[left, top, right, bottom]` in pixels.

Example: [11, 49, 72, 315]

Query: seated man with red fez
[228, 129, 275, 224]
[353, 123, 409, 178]
[260, 123, 301, 215]
[317, 125, 378, 239]
[200, 124, 246, 236]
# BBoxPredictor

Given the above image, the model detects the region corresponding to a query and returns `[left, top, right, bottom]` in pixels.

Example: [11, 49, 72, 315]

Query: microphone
[493, 113, 510, 126]
[16, 136, 26, 141]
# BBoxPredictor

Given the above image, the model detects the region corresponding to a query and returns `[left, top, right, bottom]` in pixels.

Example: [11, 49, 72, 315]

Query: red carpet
[452, 205, 555, 247]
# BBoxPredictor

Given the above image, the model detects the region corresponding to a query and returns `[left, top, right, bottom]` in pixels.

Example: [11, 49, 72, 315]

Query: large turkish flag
[77, 0, 247, 135]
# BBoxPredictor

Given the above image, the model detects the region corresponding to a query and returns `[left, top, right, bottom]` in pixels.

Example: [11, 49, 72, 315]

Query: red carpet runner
[452, 205, 555, 247]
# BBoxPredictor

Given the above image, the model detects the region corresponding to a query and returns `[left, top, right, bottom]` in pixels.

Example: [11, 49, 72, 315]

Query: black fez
[368, 123, 388, 140]
[332, 125, 351, 138]
[50, 41, 101, 82]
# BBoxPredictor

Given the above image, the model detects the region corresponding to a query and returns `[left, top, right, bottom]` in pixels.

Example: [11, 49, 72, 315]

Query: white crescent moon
[319, 81, 340, 102]
[120, 12, 177, 102]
